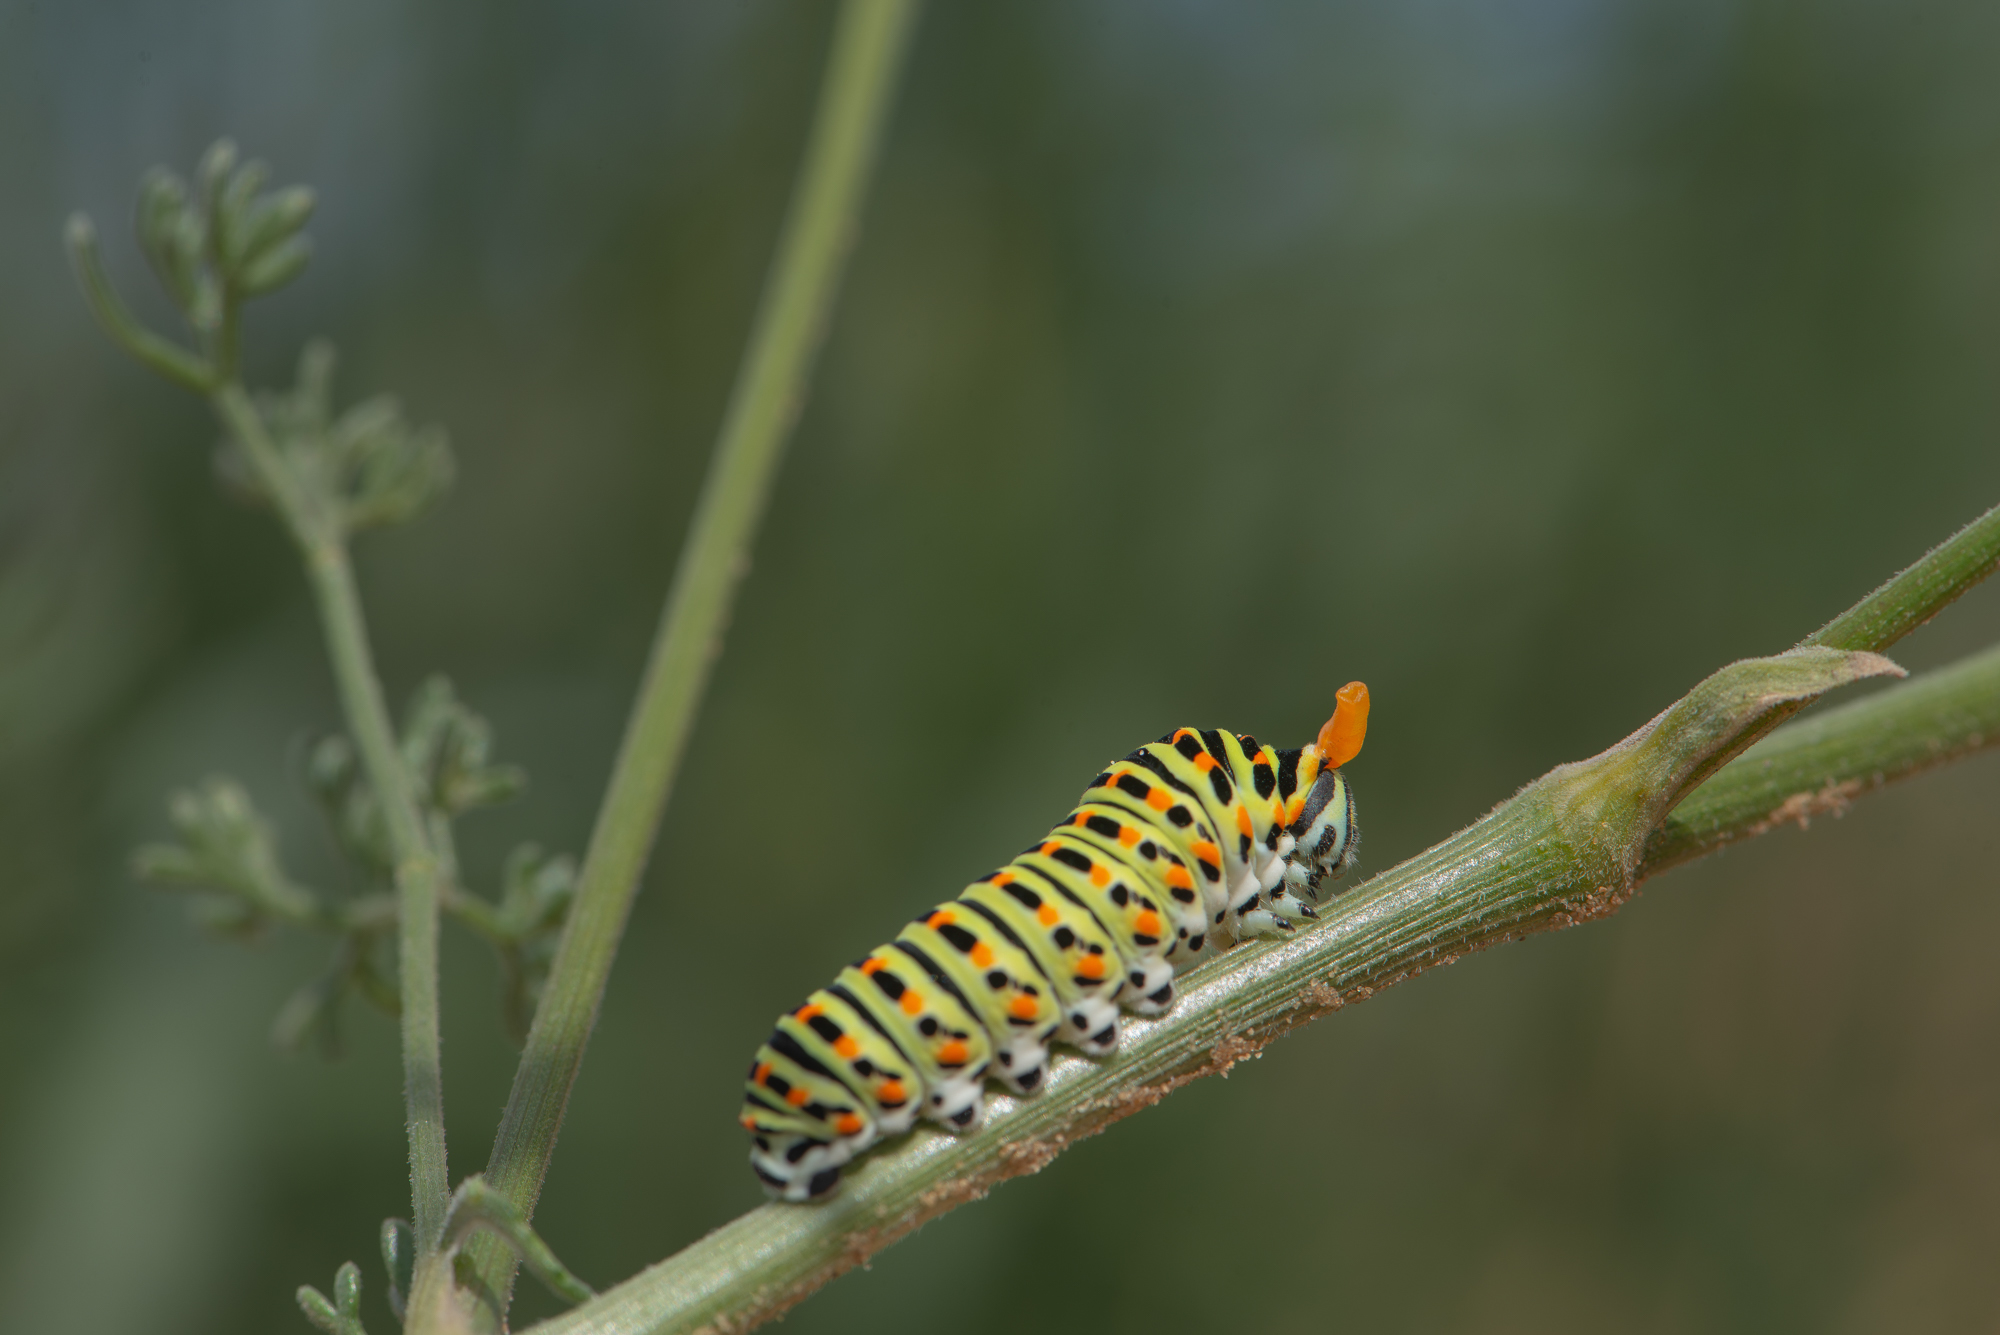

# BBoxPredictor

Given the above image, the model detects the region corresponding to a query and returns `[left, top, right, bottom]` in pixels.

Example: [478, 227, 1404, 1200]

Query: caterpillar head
[1282, 682, 1367, 896]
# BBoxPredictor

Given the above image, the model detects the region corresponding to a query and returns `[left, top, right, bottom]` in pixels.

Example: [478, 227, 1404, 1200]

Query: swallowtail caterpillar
[742, 682, 1370, 1200]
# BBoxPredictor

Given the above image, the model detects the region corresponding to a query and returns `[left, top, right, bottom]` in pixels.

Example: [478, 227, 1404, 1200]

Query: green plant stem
[306, 542, 450, 1254]
[514, 502, 2000, 1335]
[520, 638, 2000, 1335]
[465, 0, 922, 1316]
[1810, 506, 2000, 651]
[212, 383, 453, 1256]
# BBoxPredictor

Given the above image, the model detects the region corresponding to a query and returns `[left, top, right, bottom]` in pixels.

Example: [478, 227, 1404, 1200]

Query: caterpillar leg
[1280, 850, 1356, 904]
[923, 1071, 988, 1131]
[1061, 995, 1122, 1054]
[1213, 866, 1269, 943]
[1228, 848, 1324, 941]
[750, 1135, 856, 1202]
[990, 1032, 1054, 1095]
[1120, 955, 1176, 1015]
[1234, 894, 1321, 940]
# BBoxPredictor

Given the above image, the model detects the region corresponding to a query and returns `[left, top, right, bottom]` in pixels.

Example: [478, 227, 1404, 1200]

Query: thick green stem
[518, 640, 2000, 1335]
[512, 502, 2000, 1335]
[212, 384, 452, 1256]
[465, 0, 921, 1315]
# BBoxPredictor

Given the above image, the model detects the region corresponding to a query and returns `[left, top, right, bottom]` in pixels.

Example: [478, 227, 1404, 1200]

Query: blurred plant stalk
[70, 139, 460, 1310]
[514, 503, 2000, 1335]
[458, 0, 923, 1326]
[70, 0, 921, 1328]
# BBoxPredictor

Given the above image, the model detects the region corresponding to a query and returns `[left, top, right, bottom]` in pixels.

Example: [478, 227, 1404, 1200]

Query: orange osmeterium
[1314, 680, 1369, 770]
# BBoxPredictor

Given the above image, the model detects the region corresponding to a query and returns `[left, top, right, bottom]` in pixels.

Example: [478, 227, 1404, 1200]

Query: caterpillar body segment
[839, 948, 994, 1128]
[897, 902, 1062, 1095]
[1053, 806, 1208, 966]
[743, 684, 1370, 1201]
[1013, 837, 1176, 1015]
[958, 868, 1126, 1055]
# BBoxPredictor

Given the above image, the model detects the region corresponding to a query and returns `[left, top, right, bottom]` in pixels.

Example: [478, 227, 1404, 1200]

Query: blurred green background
[3, 2, 1999, 1332]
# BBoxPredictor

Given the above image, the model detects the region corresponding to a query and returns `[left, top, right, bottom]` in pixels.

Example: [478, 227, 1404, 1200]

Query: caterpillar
[741, 681, 1371, 1201]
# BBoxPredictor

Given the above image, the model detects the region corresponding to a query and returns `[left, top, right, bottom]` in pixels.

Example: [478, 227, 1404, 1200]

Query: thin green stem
[513, 503, 2000, 1335]
[304, 542, 450, 1253]
[211, 383, 452, 1256]
[466, 0, 922, 1316]
[1808, 505, 2000, 652]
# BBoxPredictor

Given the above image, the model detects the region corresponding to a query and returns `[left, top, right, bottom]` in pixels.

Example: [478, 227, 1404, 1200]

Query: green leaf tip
[271, 963, 347, 1057]
[233, 184, 317, 266]
[297, 1260, 370, 1335]
[240, 234, 314, 294]
[381, 1218, 416, 1322]
[199, 138, 239, 200]
[334, 1261, 364, 1313]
